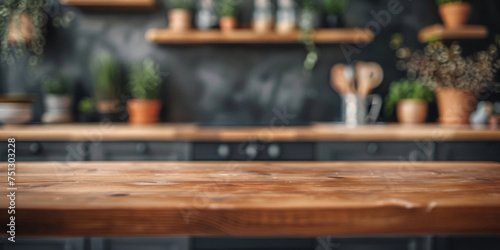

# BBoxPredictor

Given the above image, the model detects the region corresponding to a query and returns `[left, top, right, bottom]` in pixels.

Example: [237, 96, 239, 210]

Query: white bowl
[0, 102, 33, 124]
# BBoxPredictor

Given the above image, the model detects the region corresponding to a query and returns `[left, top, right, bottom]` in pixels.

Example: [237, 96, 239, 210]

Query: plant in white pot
[408, 42, 500, 125]
[92, 52, 121, 121]
[127, 59, 163, 125]
[42, 74, 72, 123]
[165, 0, 193, 32]
[385, 79, 434, 124]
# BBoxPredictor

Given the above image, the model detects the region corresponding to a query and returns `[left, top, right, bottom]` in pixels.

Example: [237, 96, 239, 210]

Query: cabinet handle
[267, 144, 281, 159]
[245, 144, 259, 160]
[29, 142, 42, 154]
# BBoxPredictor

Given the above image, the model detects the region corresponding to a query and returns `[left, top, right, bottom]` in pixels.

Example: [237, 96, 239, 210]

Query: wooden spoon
[331, 63, 356, 96]
[356, 62, 384, 98]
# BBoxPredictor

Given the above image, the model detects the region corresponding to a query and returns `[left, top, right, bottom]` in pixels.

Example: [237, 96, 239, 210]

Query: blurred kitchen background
[1, 0, 500, 124]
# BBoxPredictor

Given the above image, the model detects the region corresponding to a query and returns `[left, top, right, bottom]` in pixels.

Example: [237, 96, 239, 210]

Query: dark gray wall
[1, 0, 499, 124]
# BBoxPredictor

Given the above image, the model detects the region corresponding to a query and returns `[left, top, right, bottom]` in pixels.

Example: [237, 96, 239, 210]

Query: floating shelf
[418, 24, 488, 43]
[145, 29, 375, 44]
[61, 0, 157, 10]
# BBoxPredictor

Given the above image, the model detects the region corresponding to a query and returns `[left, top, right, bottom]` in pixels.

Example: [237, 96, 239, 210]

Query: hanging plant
[0, 0, 70, 65]
[298, 0, 319, 73]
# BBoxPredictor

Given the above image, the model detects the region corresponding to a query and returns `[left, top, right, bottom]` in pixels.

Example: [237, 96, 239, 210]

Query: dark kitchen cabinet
[436, 142, 500, 162]
[316, 142, 435, 162]
[0, 141, 89, 162]
[90, 237, 189, 250]
[1, 238, 84, 250]
[89, 142, 190, 161]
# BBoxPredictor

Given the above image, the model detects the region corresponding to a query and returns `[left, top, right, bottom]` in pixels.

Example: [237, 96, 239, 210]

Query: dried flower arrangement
[403, 42, 500, 92]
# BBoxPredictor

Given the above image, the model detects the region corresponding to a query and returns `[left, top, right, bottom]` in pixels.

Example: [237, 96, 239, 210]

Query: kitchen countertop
[0, 123, 500, 141]
[2, 161, 500, 236]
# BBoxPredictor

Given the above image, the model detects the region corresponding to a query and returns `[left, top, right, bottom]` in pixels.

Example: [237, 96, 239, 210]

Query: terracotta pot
[8, 14, 33, 44]
[439, 2, 471, 28]
[490, 115, 500, 129]
[397, 99, 428, 124]
[168, 9, 192, 32]
[127, 99, 161, 124]
[97, 100, 118, 114]
[436, 88, 476, 125]
[220, 17, 237, 32]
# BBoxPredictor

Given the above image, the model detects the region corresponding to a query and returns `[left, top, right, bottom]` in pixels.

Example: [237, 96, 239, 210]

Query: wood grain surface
[1, 161, 500, 236]
[146, 29, 374, 44]
[62, 0, 157, 9]
[0, 123, 499, 141]
[418, 24, 488, 42]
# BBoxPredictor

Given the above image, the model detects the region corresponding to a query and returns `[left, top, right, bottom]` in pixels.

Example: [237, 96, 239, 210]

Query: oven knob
[217, 144, 231, 159]
[29, 142, 41, 154]
[267, 144, 281, 159]
[245, 144, 258, 160]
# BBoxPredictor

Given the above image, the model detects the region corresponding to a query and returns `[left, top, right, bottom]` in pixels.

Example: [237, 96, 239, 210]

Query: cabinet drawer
[2, 238, 84, 250]
[91, 237, 189, 250]
[0, 141, 88, 162]
[317, 142, 434, 161]
[437, 142, 500, 161]
[90, 142, 190, 161]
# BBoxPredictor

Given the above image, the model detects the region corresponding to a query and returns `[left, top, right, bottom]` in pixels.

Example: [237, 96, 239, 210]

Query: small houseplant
[436, 0, 471, 28]
[92, 52, 121, 120]
[127, 59, 163, 124]
[218, 0, 238, 32]
[408, 42, 499, 125]
[77, 97, 97, 123]
[0, 0, 47, 64]
[385, 79, 434, 124]
[42, 74, 72, 123]
[323, 0, 349, 28]
[165, 0, 193, 32]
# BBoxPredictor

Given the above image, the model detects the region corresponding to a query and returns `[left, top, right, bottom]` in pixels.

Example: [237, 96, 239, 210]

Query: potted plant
[42, 74, 72, 123]
[219, 0, 238, 32]
[408, 42, 499, 125]
[436, 0, 471, 28]
[165, 0, 193, 32]
[77, 97, 97, 123]
[323, 0, 349, 28]
[127, 59, 163, 125]
[92, 52, 121, 121]
[0, 0, 48, 64]
[385, 79, 434, 124]
[298, 0, 319, 31]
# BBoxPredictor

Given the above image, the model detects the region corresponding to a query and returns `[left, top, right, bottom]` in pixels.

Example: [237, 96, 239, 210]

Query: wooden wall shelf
[61, 0, 157, 10]
[146, 29, 375, 44]
[419, 25, 488, 43]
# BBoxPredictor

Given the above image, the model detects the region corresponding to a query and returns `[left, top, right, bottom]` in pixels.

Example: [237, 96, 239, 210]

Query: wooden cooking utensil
[356, 62, 384, 98]
[331, 63, 356, 96]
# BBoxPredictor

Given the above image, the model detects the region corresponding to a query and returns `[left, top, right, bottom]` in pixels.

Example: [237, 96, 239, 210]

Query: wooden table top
[1, 123, 499, 141]
[2, 161, 500, 237]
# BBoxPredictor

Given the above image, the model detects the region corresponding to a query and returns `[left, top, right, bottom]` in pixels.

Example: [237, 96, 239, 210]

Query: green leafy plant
[129, 59, 163, 100]
[384, 79, 434, 116]
[92, 52, 121, 101]
[436, 0, 463, 5]
[165, 0, 193, 10]
[78, 97, 94, 114]
[323, 0, 349, 15]
[42, 74, 70, 95]
[219, 0, 238, 17]
[298, 0, 319, 73]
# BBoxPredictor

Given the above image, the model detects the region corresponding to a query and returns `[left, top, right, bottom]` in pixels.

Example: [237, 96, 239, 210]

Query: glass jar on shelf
[276, 0, 296, 34]
[253, 0, 273, 33]
[196, 0, 218, 30]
